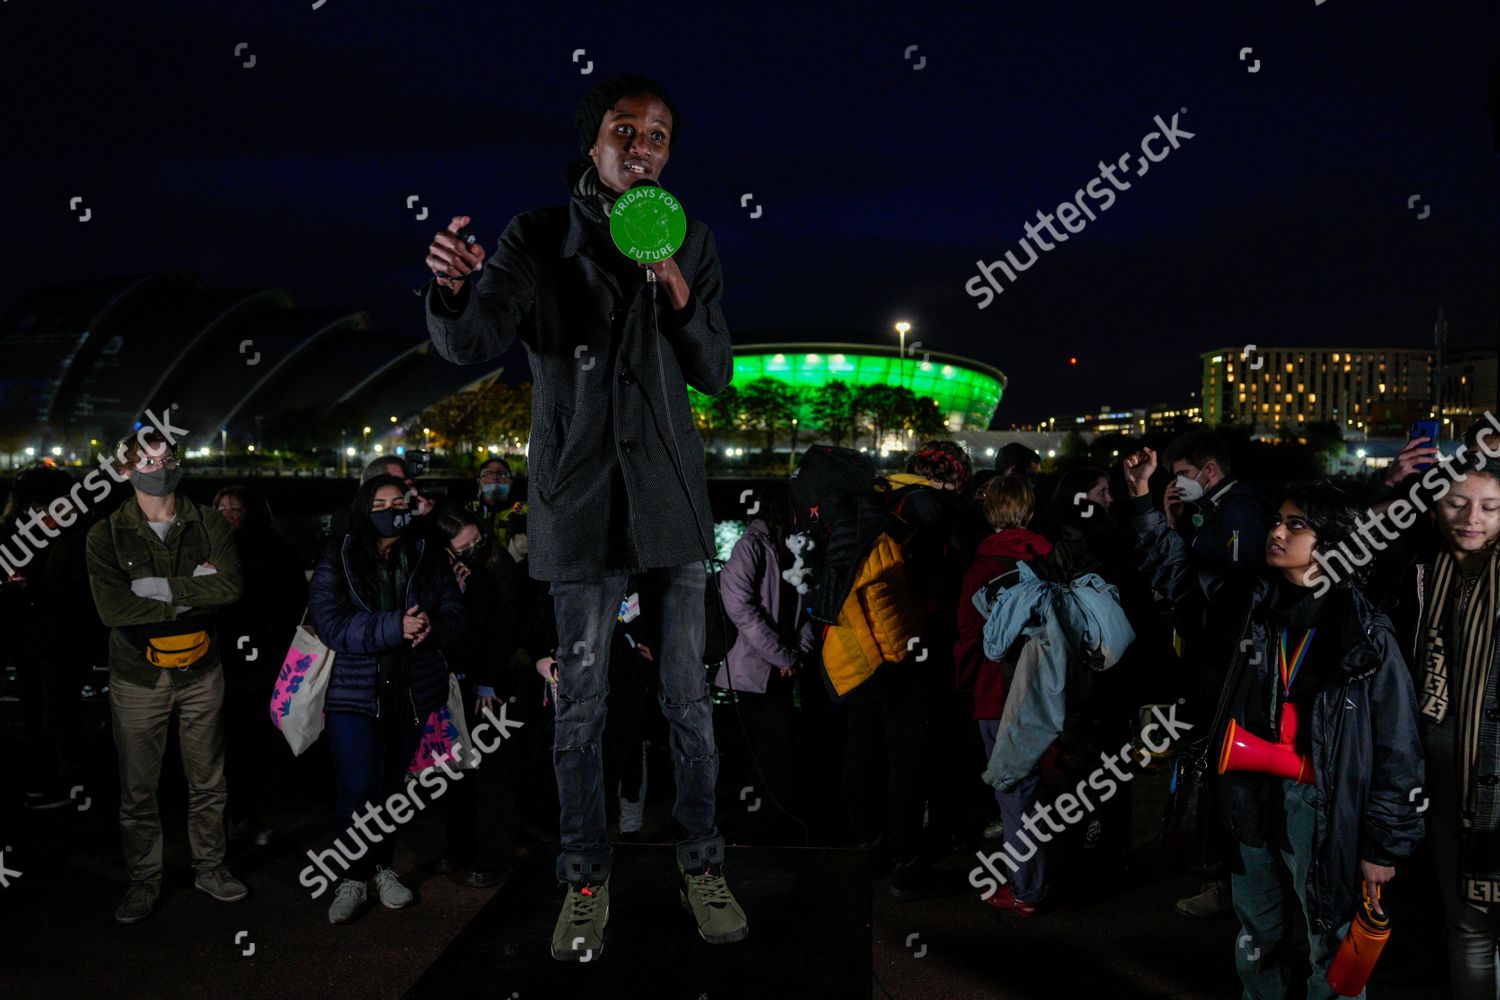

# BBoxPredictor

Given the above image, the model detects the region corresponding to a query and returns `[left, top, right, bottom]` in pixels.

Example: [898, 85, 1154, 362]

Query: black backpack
[788, 446, 896, 625]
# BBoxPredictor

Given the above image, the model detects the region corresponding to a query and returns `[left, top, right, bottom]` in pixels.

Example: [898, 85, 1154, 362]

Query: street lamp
[894, 321, 912, 391]
[362, 426, 371, 455]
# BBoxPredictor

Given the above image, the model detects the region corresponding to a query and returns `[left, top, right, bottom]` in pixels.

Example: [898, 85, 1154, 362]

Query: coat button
[609, 309, 618, 323]
[620, 369, 636, 386]
[621, 440, 635, 454]
[1483, 774, 1500, 787]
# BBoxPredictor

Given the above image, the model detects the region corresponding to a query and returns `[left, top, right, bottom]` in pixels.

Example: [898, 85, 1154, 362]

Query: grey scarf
[571, 164, 617, 224]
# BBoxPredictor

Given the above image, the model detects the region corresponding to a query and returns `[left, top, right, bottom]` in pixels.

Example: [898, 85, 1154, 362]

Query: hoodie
[954, 527, 1053, 719]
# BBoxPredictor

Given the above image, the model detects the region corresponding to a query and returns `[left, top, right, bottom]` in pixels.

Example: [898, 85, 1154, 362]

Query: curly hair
[907, 440, 973, 490]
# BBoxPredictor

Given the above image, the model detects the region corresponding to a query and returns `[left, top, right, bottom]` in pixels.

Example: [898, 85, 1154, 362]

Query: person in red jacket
[953, 475, 1052, 915]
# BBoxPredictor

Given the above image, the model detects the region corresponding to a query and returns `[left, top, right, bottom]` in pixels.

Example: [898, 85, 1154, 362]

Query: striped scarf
[1419, 548, 1500, 828]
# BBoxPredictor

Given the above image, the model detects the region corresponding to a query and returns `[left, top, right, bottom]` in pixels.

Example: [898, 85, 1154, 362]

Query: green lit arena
[706, 342, 1006, 431]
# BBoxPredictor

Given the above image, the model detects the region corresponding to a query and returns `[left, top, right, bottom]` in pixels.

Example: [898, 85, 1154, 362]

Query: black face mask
[131, 466, 183, 497]
[370, 508, 412, 539]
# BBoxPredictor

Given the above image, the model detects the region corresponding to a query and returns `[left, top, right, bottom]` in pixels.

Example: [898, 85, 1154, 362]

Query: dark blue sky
[5, 0, 1497, 424]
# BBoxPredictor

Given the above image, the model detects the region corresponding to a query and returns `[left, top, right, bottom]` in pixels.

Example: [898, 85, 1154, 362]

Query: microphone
[608, 178, 686, 281]
[629, 180, 661, 285]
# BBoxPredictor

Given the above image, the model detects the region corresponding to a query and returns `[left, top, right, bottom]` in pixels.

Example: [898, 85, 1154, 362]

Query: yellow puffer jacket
[821, 529, 924, 697]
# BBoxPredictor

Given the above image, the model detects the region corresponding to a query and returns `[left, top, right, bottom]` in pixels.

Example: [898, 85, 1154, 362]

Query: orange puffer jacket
[820, 530, 923, 698]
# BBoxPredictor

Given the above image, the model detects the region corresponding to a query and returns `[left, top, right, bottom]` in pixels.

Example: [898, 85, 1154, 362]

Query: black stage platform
[404, 843, 870, 999]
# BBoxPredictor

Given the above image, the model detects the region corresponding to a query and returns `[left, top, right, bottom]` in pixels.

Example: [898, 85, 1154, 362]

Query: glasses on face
[456, 538, 487, 558]
[1273, 514, 1312, 533]
[136, 454, 179, 472]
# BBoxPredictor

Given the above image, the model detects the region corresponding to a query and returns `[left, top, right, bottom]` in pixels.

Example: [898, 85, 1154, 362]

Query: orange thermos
[1326, 889, 1391, 996]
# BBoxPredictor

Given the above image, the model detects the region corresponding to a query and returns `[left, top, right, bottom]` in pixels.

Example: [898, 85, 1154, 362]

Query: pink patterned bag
[269, 624, 334, 756]
[409, 674, 477, 774]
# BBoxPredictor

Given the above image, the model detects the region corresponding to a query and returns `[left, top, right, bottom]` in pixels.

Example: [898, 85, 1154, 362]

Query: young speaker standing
[419, 74, 745, 962]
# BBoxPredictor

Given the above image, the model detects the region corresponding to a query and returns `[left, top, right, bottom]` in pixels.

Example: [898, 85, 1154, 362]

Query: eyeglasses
[135, 455, 179, 472]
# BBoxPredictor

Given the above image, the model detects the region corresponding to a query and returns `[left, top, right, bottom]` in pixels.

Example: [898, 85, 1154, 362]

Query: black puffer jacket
[423, 192, 732, 582]
[309, 536, 464, 722]
[1214, 575, 1425, 932]
[1133, 506, 1424, 932]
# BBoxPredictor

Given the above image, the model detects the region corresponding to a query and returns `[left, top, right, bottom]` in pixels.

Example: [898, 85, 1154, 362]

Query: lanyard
[1279, 626, 1316, 698]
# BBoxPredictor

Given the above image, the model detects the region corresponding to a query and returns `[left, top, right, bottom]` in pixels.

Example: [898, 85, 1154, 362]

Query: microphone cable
[644, 267, 811, 848]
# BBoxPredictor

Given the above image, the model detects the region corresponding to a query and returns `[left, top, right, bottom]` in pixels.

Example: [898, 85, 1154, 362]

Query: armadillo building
[718, 342, 1006, 431]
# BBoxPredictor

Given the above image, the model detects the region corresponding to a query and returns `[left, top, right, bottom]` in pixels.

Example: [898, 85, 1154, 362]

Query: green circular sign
[609, 183, 687, 263]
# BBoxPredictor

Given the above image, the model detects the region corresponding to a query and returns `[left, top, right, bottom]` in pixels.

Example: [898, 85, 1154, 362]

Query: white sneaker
[373, 866, 414, 909]
[982, 818, 1006, 840]
[327, 879, 367, 924]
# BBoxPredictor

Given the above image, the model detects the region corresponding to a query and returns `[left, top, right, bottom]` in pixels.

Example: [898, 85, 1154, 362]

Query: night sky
[5, 0, 1497, 425]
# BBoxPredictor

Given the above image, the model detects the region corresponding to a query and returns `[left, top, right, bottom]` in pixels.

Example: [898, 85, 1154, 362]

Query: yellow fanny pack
[145, 631, 211, 669]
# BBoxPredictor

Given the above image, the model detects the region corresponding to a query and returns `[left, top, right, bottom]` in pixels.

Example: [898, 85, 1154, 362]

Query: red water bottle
[1326, 888, 1391, 996]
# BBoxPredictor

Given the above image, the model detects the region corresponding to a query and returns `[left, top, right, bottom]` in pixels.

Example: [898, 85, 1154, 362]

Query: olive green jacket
[86, 494, 243, 689]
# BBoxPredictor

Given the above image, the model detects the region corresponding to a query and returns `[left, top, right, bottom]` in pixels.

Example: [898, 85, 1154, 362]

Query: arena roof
[726, 342, 1006, 431]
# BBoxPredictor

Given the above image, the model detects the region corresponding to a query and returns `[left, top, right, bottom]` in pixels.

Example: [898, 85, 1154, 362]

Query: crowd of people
[6, 61, 1500, 994]
[4, 415, 1500, 995]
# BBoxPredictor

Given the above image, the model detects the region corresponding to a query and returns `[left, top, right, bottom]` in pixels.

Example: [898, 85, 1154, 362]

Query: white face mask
[1174, 473, 1205, 503]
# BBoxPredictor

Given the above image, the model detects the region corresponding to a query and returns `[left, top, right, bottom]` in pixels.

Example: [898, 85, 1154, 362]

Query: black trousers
[841, 660, 934, 863]
[18, 651, 89, 793]
[444, 685, 517, 870]
[224, 682, 290, 824]
[734, 672, 804, 843]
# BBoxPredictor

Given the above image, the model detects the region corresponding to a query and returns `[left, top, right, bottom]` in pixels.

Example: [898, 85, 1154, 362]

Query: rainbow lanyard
[1279, 627, 1317, 698]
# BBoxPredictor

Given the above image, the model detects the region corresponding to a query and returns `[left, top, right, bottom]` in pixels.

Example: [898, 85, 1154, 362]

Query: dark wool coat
[423, 195, 733, 582]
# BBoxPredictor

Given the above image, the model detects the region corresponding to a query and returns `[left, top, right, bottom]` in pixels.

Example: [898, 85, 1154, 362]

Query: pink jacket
[713, 520, 817, 694]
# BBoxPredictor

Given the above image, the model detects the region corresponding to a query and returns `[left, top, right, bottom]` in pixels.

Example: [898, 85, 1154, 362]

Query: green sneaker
[550, 880, 609, 962]
[678, 863, 749, 944]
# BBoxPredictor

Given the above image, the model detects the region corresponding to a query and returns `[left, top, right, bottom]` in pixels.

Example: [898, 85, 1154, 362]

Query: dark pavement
[0, 685, 1453, 999]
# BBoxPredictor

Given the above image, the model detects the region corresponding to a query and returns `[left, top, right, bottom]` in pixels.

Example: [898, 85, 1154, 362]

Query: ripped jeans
[549, 563, 725, 887]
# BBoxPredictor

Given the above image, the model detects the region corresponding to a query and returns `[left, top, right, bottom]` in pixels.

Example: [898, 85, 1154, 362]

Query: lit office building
[1438, 349, 1500, 436]
[1200, 347, 1434, 436]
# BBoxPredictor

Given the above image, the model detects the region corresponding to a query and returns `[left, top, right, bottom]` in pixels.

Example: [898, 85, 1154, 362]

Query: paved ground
[0, 694, 1453, 999]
